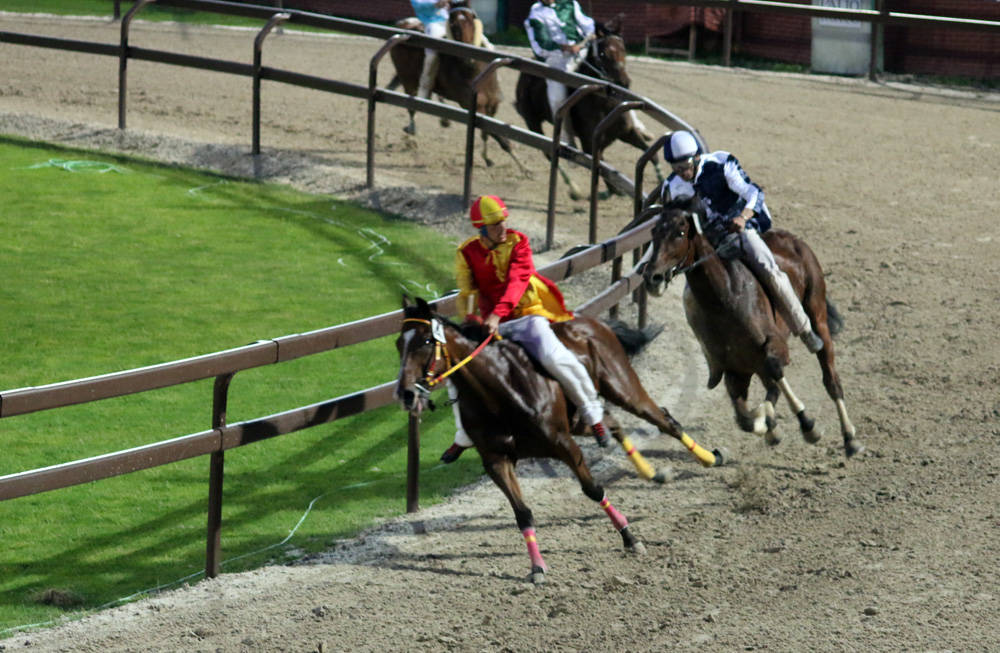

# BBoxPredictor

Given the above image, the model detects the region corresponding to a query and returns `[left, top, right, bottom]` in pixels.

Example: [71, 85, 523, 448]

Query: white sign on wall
[811, 0, 874, 75]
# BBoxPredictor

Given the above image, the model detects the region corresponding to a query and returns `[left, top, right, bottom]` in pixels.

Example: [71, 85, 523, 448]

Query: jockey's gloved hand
[715, 232, 742, 259]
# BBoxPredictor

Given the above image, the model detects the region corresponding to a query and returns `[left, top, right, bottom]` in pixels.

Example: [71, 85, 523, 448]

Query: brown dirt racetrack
[2, 13, 999, 653]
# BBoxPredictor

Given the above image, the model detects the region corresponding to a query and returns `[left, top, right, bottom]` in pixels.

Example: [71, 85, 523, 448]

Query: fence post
[367, 34, 411, 189]
[723, 0, 736, 67]
[206, 372, 234, 579]
[546, 83, 602, 251]
[406, 413, 420, 513]
[118, 0, 155, 130]
[589, 100, 643, 245]
[252, 13, 291, 156]
[870, 0, 886, 82]
[464, 57, 513, 207]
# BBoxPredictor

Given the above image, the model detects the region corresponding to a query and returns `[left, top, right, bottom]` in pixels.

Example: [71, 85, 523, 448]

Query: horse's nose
[644, 272, 666, 297]
[400, 388, 416, 410]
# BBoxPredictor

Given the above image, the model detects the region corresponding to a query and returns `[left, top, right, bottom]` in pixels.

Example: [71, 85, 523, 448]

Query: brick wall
[264, 0, 999, 78]
[883, 1, 1000, 78]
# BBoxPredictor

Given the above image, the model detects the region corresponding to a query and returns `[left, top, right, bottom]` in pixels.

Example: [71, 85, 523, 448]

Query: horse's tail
[605, 319, 664, 357]
[387, 75, 401, 92]
[826, 298, 844, 338]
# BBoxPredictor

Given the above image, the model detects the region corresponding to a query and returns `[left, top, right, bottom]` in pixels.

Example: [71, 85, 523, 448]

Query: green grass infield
[0, 135, 486, 635]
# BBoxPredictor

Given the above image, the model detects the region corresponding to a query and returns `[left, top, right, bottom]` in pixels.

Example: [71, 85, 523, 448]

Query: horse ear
[415, 296, 431, 315]
[402, 293, 413, 309]
[606, 14, 624, 35]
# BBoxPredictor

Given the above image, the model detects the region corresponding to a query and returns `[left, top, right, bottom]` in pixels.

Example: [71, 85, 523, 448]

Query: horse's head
[448, 6, 478, 45]
[396, 296, 450, 415]
[642, 197, 703, 296]
[591, 16, 630, 88]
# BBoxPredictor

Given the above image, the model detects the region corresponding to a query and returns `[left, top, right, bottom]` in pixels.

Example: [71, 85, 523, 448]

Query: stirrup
[591, 422, 610, 448]
[800, 330, 824, 354]
[440, 443, 469, 464]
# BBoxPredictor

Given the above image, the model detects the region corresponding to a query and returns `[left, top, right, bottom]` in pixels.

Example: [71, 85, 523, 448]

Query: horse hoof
[628, 541, 647, 555]
[402, 124, 416, 136]
[764, 429, 782, 446]
[652, 471, 668, 484]
[529, 566, 547, 585]
[844, 440, 865, 458]
[803, 428, 822, 445]
[712, 448, 729, 466]
[439, 118, 450, 128]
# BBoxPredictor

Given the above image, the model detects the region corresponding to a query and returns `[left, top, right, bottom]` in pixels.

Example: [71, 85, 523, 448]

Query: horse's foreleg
[556, 163, 585, 201]
[758, 379, 782, 446]
[775, 377, 820, 444]
[402, 107, 417, 136]
[725, 371, 769, 436]
[479, 131, 494, 168]
[484, 456, 546, 583]
[555, 434, 644, 554]
[487, 132, 531, 177]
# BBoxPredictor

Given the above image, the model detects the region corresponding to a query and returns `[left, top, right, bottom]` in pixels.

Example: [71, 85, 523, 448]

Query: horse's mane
[402, 300, 490, 342]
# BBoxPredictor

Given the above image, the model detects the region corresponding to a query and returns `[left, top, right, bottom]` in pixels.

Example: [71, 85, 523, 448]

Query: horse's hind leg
[813, 330, 863, 457]
[598, 366, 720, 468]
[483, 456, 547, 584]
[555, 437, 645, 555]
[603, 413, 667, 484]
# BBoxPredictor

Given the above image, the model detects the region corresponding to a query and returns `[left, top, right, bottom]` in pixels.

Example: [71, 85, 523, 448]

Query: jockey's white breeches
[417, 20, 449, 98]
[738, 229, 811, 336]
[448, 314, 603, 446]
[543, 49, 587, 142]
[499, 314, 604, 425]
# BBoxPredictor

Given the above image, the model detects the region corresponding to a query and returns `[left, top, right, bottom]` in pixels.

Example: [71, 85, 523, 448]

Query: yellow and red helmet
[469, 195, 509, 228]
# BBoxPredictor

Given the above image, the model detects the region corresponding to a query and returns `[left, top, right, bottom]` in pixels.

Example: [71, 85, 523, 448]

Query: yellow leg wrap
[681, 433, 716, 467]
[620, 436, 656, 480]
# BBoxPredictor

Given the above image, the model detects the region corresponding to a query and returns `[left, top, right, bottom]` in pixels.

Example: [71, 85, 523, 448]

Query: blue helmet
[664, 130, 702, 164]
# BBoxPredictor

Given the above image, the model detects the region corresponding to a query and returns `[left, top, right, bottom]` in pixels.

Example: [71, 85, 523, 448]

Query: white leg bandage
[447, 380, 474, 447]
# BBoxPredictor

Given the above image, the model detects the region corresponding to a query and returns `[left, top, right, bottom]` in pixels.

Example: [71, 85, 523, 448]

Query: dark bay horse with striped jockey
[641, 197, 863, 458]
[395, 296, 722, 583]
[514, 15, 664, 200]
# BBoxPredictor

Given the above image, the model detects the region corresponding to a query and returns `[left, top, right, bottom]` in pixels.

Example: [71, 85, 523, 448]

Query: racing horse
[641, 197, 863, 458]
[389, 5, 525, 171]
[514, 15, 664, 200]
[396, 296, 722, 583]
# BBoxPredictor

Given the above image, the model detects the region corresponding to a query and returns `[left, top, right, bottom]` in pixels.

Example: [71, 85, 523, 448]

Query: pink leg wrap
[522, 528, 547, 570]
[600, 495, 629, 532]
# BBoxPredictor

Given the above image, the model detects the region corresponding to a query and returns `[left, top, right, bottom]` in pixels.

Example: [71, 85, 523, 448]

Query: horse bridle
[578, 36, 621, 83]
[648, 211, 717, 284]
[401, 317, 494, 395]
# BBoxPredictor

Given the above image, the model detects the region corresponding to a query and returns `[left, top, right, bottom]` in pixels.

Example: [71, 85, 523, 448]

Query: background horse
[389, 6, 524, 171]
[396, 297, 721, 583]
[641, 197, 862, 458]
[514, 16, 664, 200]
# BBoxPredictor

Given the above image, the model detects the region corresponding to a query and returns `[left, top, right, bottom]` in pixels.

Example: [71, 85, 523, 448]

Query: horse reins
[401, 318, 495, 389]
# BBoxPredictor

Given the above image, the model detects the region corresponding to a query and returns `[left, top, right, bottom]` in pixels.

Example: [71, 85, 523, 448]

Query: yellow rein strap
[401, 318, 496, 387]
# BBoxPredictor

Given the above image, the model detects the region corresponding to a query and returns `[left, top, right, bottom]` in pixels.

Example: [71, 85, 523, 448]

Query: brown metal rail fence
[0, 214, 658, 579]
[3, 0, 702, 252]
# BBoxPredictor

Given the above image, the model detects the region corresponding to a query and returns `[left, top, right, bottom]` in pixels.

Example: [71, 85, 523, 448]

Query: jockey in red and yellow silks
[456, 229, 572, 324]
[440, 195, 610, 464]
